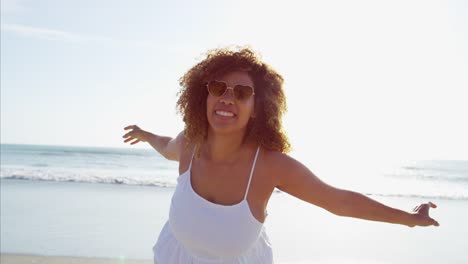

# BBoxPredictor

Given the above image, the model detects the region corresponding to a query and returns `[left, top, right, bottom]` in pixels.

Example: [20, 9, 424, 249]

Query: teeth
[215, 110, 235, 117]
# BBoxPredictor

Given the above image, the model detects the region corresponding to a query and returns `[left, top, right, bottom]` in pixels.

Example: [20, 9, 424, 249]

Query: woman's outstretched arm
[273, 153, 439, 227]
[122, 125, 186, 161]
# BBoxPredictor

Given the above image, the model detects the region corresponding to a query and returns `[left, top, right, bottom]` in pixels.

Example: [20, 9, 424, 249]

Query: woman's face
[206, 71, 256, 136]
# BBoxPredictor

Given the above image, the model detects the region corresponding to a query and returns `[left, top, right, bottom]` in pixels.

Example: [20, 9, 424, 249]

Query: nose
[220, 88, 235, 104]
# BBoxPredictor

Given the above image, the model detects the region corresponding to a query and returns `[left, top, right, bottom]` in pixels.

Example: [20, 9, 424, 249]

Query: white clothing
[153, 147, 273, 263]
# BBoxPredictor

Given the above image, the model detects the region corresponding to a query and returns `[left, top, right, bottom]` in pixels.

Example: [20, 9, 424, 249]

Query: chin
[209, 125, 241, 135]
[208, 122, 248, 136]
[207, 108, 253, 136]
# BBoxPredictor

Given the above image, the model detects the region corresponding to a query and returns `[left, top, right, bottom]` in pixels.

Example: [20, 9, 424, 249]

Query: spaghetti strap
[243, 146, 260, 200]
[188, 146, 196, 170]
[153, 143, 273, 262]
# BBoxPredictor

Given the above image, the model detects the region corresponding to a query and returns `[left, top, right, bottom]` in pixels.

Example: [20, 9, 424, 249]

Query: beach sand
[0, 254, 153, 264]
[0, 254, 151, 264]
[1, 179, 467, 264]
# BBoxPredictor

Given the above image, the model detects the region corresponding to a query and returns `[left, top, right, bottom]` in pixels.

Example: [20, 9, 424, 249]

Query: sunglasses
[206, 80, 255, 101]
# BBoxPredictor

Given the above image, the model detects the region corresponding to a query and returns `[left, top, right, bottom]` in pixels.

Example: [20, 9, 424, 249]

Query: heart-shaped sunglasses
[206, 80, 255, 101]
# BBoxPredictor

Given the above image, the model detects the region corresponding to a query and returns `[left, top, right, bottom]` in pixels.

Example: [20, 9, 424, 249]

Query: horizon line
[0, 142, 153, 150]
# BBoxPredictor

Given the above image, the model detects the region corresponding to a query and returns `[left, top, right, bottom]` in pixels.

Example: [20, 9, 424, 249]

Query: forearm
[145, 132, 173, 158]
[336, 190, 415, 227]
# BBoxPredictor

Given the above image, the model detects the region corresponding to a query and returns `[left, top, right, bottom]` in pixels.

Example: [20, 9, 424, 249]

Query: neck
[203, 130, 249, 163]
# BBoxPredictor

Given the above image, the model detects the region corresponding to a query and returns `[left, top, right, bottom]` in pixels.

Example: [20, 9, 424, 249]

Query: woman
[123, 47, 439, 264]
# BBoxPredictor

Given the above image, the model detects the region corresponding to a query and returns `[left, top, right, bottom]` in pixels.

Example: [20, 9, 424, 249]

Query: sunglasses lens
[234, 85, 254, 101]
[208, 81, 254, 101]
[207, 81, 227, 96]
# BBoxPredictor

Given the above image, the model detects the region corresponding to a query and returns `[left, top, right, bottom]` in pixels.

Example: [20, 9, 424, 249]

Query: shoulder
[175, 130, 189, 149]
[260, 149, 305, 186]
[175, 131, 195, 173]
[261, 149, 302, 169]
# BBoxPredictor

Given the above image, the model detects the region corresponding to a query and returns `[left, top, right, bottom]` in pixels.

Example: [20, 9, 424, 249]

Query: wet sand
[0, 254, 151, 264]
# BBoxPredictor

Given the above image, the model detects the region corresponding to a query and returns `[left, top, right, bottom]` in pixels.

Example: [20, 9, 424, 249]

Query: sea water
[1, 144, 468, 263]
[0, 143, 179, 187]
[1, 143, 467, 200]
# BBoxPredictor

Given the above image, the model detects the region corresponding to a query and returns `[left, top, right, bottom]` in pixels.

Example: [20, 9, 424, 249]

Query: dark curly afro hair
[177, 46, 291, 153]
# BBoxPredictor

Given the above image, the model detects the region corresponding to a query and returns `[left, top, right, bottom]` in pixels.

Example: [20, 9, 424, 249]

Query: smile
[215, 110, 236, 117]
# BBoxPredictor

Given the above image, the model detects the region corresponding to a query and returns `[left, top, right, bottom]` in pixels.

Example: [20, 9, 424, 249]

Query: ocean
[0, 143, 179, 187]
[1, 143, 467, 263]
[1, 144, 467, 200]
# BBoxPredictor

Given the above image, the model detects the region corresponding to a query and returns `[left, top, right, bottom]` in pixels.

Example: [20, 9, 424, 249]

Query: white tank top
[153, 146, 273, 263]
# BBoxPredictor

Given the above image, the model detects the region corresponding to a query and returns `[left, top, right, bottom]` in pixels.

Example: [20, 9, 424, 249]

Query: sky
[1, 0, 467, 162]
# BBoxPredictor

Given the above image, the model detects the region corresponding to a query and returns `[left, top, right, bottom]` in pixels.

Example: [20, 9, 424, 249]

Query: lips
[214, 109, 237, 118]
[216, 110, 235, 117]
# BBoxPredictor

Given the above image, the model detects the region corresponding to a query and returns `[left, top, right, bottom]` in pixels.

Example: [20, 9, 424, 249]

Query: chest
[190, 162, 253, 205]
[179, 151, 275, 224]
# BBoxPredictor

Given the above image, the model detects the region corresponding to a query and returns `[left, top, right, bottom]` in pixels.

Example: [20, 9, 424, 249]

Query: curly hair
[177, 46, 291, 153]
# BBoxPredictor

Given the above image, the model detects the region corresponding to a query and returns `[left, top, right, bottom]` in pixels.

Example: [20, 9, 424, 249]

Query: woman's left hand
[409, 202, 440, 227]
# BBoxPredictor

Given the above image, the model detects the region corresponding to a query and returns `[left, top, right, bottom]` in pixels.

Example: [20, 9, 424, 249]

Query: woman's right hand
[123, 125, 152, 145]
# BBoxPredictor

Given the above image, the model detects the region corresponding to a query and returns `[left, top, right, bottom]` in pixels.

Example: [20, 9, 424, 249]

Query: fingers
[124, 125, 140, 130]
[124, 137, 134, 143]
[428, 202, 438, 226]
[413, 202, 437, 212]
[123, 125, 141, 140]
[124, 137, 140, 144]
[123, 125, 143, 145]
[130, 139, 141, 145]
[411, 202, 440, 227]
[122, 131, 135, 138]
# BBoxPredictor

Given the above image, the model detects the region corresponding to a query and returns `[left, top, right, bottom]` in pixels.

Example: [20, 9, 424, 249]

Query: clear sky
[1, 0, 467, 162]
